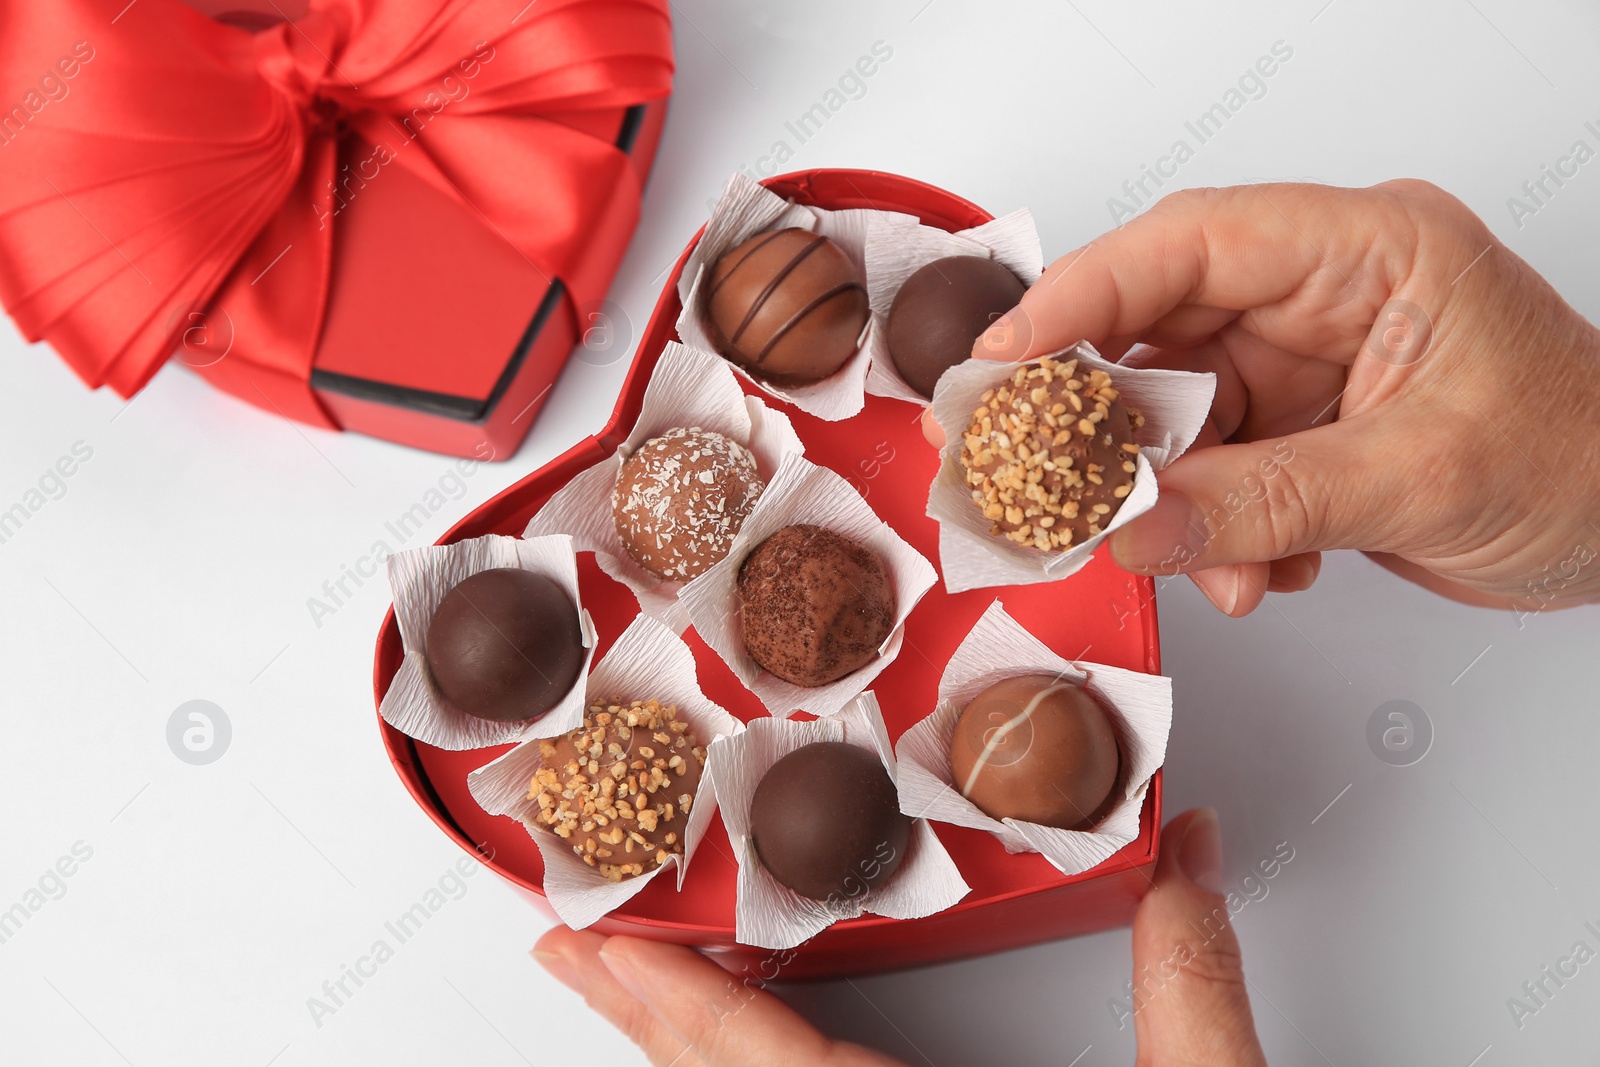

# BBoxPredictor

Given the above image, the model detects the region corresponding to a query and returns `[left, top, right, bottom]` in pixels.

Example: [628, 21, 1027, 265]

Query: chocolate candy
[960, 355, 1144, 551]
[613, 427, 765, 581]
[425, 568, 584, 722]
[527, 698, 706, 882]
[737, 524, 895, 687]
[948, 674, 1121, 830]
[749, 741, 911, 901]
[887, 255, 1024, 399]
[705, 228, 869, 386]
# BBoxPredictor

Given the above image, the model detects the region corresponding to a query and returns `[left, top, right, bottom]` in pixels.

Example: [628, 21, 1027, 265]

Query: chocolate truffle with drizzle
[705, 228, 869, 385]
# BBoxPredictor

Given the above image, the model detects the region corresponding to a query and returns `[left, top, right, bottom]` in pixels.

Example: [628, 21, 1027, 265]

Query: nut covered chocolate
[527, 698, 706, 882]
[706, 228, 869, 385]
[613, 427, 765, 581]
[948, 674, 1120, 830]
[425, 568, 584, 723]
[960, 356, 1144, 551]
[737, 524, 895, 687]
[749, 741, 911, 901]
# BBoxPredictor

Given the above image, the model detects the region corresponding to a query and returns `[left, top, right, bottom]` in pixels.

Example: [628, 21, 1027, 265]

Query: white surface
[2, 1, 1598, 1064]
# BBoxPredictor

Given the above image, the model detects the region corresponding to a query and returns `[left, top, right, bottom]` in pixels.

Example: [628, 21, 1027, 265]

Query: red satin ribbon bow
[0, 0, 672, 426]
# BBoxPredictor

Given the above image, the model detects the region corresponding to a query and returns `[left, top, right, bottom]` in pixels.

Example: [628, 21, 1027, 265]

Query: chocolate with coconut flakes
[960, 356, 1144, 551]
[612, 427, 764, 582]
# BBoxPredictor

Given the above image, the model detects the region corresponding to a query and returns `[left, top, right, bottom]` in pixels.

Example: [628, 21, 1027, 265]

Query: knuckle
[612, 999, 661, 1050]
[1259, 460, 1325, 557]
[1181, 934, 1250, 992]
[1378, 178, 1489, 241]
[1149, 185, 1228, 220]
[1378, 176, 1450, 204]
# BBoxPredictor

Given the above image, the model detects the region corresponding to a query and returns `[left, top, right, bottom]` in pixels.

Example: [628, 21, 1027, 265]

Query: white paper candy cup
[465, 614, 744, 930]
[380, 534, 598, 750]
[707, 692, 969, 950]
[927, 342, 1216, 593]
[895, 600, 1172, 875]
[680, 453, 937, 719]
[524, 342, 804, 633]
[863, 208, 1044, 404]
[675, 172, 920, 422]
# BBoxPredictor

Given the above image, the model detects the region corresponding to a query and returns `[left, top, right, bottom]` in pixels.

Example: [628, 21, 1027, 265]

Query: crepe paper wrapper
[675, 171, 920, 422]
[927, 342, 1216, 593]
[862, 208, 1045, 405]
[895, 600, 1172, 875]
[680, 453, 938, 719]
[380, 534, 598, 750]
[524, 342, 805, 633]
[465, 614, 743, 930]
[706, 691, 969, 950]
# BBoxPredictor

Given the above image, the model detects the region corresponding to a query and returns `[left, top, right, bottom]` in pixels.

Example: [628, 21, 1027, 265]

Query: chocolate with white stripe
[948, 673, 1120, 830]
[705, 228, 869, 386]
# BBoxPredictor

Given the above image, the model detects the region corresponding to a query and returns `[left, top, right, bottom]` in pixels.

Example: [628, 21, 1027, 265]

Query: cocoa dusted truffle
[527, 698, 706, 882]
[737, 524, 895, 687]
[706, 228, 869, 386]
[949, 674, 1120, 830]
[749, 741, 911, 901]
[613, 427, 765, 582]
[960, 356, 1145, 551]
[887, 255, 1024, 399]
[425, 568, 584, 722]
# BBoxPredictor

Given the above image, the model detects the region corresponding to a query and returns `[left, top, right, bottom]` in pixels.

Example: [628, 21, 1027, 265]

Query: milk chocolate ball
[425, 568, 584, 722]
[613, 427, 765, 581]
[737, 524, 895, 687]
[527, 698, 706, 882]
[706, 228, 869, 385]
[949, 674, 1121, 830]
[749, 741, 911, 901]
[887, 255, 1024, 399]
[960, 355, 1144, 552]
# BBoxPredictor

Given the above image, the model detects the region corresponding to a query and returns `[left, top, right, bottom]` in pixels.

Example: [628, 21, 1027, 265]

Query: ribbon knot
[253, 13, 351, 124]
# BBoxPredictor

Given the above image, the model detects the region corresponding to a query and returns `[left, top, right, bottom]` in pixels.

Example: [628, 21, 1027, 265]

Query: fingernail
[1178, 807, 1225, 895]
[599, 943, 647, 1002]
[1189, 566, 1241, 615]
[532, 947, 580, 993]
[1110, 490, 1206, 574]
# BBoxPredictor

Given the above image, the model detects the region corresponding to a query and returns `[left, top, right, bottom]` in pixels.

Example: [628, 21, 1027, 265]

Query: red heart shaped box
[372, 169, 1162, 980]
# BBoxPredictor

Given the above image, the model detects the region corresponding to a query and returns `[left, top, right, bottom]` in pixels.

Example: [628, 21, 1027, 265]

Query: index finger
[975, 182, 1412, 364]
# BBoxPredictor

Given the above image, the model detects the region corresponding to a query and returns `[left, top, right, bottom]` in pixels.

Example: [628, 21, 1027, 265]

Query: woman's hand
[961, 181, 1600, 616]
[533, 809, 1267, 1066]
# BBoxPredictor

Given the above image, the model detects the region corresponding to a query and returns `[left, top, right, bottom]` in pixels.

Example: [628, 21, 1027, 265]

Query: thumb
[1110, 418, 1409, 576]
[1130, 808, 1267, 1067]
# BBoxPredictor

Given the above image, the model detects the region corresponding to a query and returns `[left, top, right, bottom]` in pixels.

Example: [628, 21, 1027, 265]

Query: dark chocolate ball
[887, 255, 1025, 399]
[425, 567, 584, 723]
[706, 228, 869, 386]
[612, 427, 765, 581]
[948, 674, 1121, 830]
[960, 354, 1144, 552]
[750, 741, 911, 902]
[737, 524, 895, 687]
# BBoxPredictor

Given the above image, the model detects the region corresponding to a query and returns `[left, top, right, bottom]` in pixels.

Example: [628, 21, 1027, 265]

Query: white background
[2, 1, 1598, 1064]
